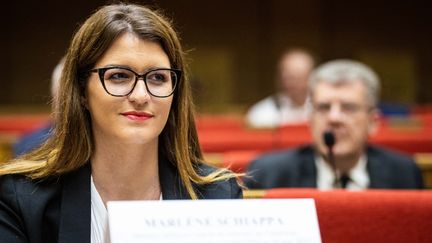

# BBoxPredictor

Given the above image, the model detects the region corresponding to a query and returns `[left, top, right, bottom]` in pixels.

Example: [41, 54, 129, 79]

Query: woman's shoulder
[195, 163, 220, 176]
[194, 163, 243, 199]
[1, 174, 37, 195]
[0, 173, 62, 208]
[0, 172, 61, 188]
[0, 174, 64, 242]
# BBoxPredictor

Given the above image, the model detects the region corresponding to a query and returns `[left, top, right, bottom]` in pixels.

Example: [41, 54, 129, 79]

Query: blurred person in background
[0, 3, 242, 243]
[245, 59, 424, 190]
[13, 57, 65, 157]
[246, 48, 315, 128]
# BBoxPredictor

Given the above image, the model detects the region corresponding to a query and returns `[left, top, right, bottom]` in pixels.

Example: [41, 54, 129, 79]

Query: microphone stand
[323, 131, 340, 188]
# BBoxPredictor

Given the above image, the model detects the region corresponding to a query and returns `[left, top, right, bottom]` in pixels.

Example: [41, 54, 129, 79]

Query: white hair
[309, 59, 380, 106]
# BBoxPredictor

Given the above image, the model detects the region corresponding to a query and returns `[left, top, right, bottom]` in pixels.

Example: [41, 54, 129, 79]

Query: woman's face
[86, 33, 173, 146]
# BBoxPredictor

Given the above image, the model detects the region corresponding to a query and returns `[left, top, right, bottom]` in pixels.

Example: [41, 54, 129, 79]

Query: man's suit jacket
[244, 145, 424, 189]
[0, 158, 242, 243]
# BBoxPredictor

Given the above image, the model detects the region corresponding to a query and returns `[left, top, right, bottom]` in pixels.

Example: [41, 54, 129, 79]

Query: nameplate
[108, 199, 321, 243]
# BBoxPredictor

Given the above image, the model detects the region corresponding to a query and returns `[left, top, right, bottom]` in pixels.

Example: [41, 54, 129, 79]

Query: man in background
[13, 58, 64, 157]
[246, 48, 315, 128]
[245, 59, 424, 190]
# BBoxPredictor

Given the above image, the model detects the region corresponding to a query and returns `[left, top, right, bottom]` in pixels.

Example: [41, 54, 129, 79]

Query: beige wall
[1, 0, 431, 113]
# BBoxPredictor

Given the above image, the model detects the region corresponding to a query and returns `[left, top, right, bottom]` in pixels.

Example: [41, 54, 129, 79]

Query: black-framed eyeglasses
[89, 66, 181, 98]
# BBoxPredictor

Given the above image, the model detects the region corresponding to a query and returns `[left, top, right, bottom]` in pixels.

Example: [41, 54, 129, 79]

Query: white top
[91, 176, 109, 243]
[315, 154, 370, 190]
[246, 94, 311, 128]
[91, 177, 163, 243]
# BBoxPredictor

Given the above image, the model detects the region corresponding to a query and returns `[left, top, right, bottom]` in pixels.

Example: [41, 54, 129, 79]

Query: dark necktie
[339, 174, 351, 189]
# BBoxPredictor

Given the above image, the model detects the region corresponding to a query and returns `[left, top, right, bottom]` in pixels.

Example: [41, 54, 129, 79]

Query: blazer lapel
[58, 163, 91, 243]
[55, 157, 190, 242]
[159, 156, 190, 200]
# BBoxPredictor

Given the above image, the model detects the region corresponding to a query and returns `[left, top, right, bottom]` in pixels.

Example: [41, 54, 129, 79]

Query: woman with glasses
[0, 3, 242, 243]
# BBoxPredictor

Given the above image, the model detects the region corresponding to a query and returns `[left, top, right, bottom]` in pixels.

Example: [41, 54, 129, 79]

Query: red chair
[0, 114, 50, 135]
[255, 189, 432, 243]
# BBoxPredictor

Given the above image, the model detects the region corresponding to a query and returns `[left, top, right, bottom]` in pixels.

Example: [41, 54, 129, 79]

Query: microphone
[323, 131, 335, 148]
[323, 130, 339, 187]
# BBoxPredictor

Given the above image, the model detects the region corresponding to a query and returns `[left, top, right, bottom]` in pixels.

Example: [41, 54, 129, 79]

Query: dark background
[1, 0, 431, 113]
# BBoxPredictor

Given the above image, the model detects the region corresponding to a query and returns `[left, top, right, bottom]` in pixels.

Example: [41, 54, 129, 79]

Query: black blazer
[244, 145, 424, 189]
[0, 159, 242, 243]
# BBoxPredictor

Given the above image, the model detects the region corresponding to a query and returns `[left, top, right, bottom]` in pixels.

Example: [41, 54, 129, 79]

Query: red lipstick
[121, 111, 153, 121]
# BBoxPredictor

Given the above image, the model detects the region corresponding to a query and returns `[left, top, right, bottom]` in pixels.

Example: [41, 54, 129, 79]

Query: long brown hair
[0, 3, 235, 199]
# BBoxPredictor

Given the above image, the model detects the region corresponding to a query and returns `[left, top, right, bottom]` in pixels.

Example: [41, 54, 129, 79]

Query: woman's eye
[148, 73, 168, 83]
[104, 69, 134, 83]
[109, 72, 131, 80]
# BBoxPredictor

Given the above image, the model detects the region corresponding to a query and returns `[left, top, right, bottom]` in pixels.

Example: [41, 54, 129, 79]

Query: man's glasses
[90, 67, 181, 98]
[313, 102, 373, 116]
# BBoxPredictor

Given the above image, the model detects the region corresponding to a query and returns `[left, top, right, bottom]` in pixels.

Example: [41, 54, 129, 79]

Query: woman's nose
[128, 79, 150, 103]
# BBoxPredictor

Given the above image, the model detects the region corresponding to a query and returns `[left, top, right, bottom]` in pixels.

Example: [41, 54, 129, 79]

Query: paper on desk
[108, 199, 321, 243]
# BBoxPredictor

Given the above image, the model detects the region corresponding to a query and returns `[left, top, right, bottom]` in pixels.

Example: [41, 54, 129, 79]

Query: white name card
[108, 199, 321, 243]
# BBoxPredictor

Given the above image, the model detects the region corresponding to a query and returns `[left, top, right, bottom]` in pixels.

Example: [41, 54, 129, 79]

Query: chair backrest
[250, 189, 432, 243]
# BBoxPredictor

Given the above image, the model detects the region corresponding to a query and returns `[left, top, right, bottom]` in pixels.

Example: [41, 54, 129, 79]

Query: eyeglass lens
[102, 68, 177, 97]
